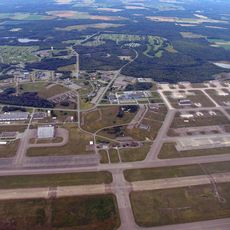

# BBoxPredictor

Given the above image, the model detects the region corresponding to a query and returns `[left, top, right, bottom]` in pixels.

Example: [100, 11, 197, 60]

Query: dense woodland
[0, 0, 230, 83]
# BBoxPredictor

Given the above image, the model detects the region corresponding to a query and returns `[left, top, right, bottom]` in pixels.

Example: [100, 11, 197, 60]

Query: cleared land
[82, 106, 137, 133]
[171, 110, 229, 128]
[0, 140, 19, 158]
[94, 34, 176, 58]
[130, 183, 230, 227]
[37, 84, 69, 99]
[124, 161, 230, 182]
[0, 194, 120, 230]
[120, 143, 151, 162]
[158, 142, 230, 159]
[0, 46, 39, 64]
[0, 171, 112, 189]
[208, 38, 230, 50]
[20, 82, 48, 93]
[56, 23, 124, 31]
[99, 150, 109, 164]
[27, 125, 94, 156]
[47, 10, 126, 21]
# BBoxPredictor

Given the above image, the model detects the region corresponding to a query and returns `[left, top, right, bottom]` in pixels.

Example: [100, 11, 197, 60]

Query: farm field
[56, 23, 124, 31]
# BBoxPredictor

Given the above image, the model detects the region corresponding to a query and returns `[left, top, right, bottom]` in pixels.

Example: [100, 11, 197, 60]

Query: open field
[94, 34, 176, 58]
[99, 150, 109, 164]
[146, 16, 228, 24]
[108, 149, 120, 163]
[205, 89, 230, 106]
[180, 32, 206, 39]
[171, 110, 229, 128]
[0, 171, 112, 189]
[130, 183, 230, 227]
[37, 84, 69, 99]
[98, 106, 167, 141]
[0, 140, 19, 158]
[208, 38, 230, 50]
[0, 194, 120, 230]
[164, 90, 215, 109]
[82, 106, 138, 133]
[0, 125, 27, 132]
[0, 12, 54, 20]
[0, 46, 39, 64]
[20, 82, 49, 93]
[56, 23, 124, 31]
[27, 125, 94, 156]
[47, 10, 126, 21]
[158, 142, 230, 159]
[124, 161, 230, 182]
[120, 143, 151, 162]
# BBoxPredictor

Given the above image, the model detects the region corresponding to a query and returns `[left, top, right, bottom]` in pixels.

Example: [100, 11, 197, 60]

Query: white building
[0, 112, 29, 121]
[37, 126, 55, 139]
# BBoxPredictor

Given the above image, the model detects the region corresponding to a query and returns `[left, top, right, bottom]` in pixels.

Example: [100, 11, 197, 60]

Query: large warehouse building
[0, 112, 29, 121]
[37, 126, 55, 139]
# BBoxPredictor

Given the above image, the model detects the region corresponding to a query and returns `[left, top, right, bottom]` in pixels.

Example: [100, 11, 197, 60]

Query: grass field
[37, 84, 69, 99]
[0, 140, 19, 158]
[171, 110, 229, 128]
[208, 38, 230, 50]
[82, 106, 138, 133]
[0, 171, 112, 189]
[20, 82, 48, 93]
[158, 142, 230, 159]
[0, 46, 39, 64]
[120, 143, 151, 162]
[108, 149, 120, 163]
[0, 12, 54, 20]
[47, 10, 125, 21]
[130, 183, 230, 227]
[98, 106, 166, 141]
[56, 23, 124, 31]
[94, 34, 176, 58]
[0, 194, 120, 230]
[0, 125, 27, 132]
[124, 161, 230, 182]
[27, 124, 94, 156]
[99, 150, 109, 163]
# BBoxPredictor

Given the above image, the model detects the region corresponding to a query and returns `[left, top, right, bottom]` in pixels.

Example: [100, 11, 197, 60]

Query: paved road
[145, 109, 175, 161]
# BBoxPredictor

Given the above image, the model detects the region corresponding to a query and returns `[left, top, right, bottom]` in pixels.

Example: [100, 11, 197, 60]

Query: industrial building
[0, 112, 29, 121]
[37, 126, 55, 139]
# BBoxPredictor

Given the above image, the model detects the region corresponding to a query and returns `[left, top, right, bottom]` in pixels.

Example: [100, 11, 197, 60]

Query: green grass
[109, 149, 120, 163]
[82, 106, 137, 133]
[0, 46, 39, 64]
[120, 143, 151, 162]
[0, 194, 120, 230]
[99, 150, 109, 163]
[159, 142, 230, 159]
[37, 84, 69, 99]
[0, 171, 112, 189]
[124, 161, 230, 182]
[130, 183, 230, 227]
[0, 140, 19, 158]
[27, 124, 94, 156]
[56, 23, 123, 31]
[20, 82, 48, 92]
